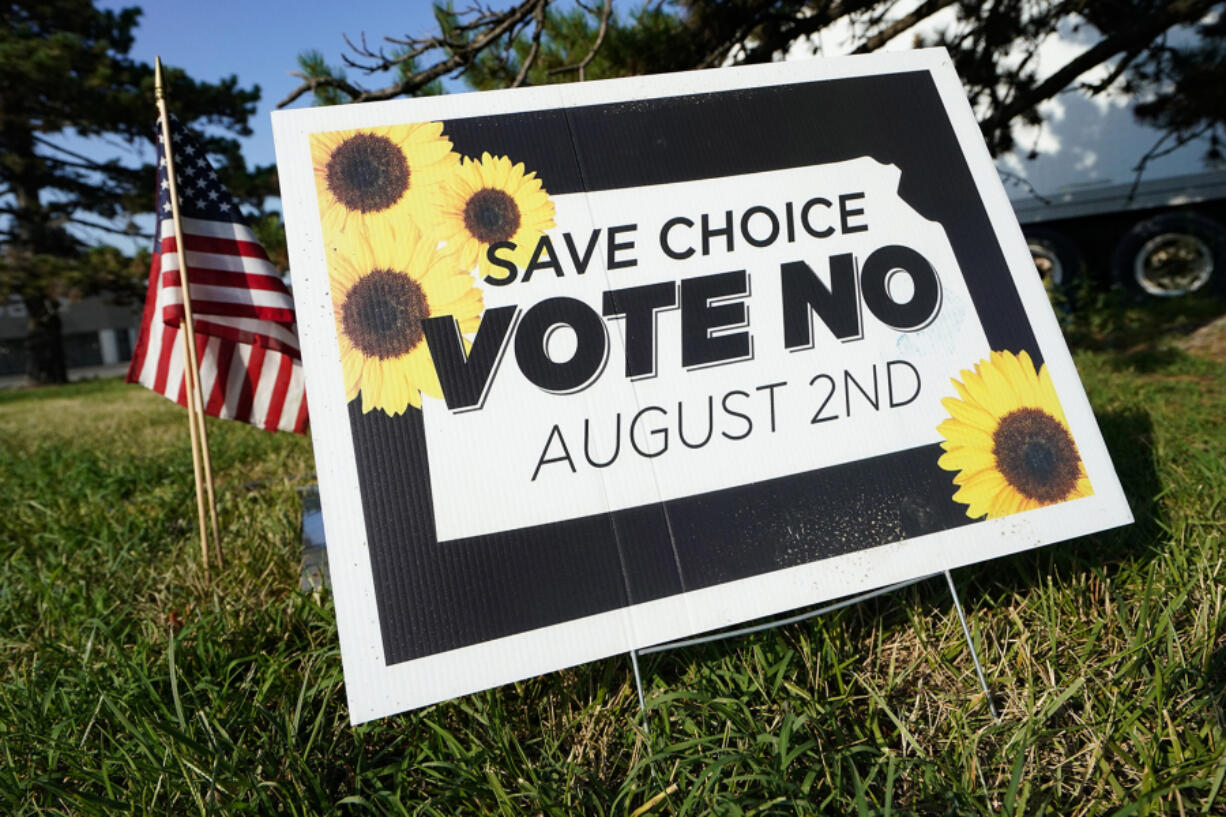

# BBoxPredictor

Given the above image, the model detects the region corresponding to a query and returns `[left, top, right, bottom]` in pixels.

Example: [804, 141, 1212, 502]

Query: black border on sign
[344, 69, 1038, 665]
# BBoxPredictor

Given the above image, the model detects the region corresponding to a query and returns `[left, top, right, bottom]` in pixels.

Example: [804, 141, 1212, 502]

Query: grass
[2, 295, 1225, 815]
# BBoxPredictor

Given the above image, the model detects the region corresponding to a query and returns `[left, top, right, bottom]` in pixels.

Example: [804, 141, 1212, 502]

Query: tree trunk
[24, 295, 68, 384]
[10, 124, 71, 386]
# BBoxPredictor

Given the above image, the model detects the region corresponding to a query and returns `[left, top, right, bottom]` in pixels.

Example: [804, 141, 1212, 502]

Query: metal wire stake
[944, 569, 1000, 721]
[629, 648, 650, 737]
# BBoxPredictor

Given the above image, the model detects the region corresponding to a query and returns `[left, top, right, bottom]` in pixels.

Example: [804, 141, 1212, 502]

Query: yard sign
[273, 49, 1132, 724]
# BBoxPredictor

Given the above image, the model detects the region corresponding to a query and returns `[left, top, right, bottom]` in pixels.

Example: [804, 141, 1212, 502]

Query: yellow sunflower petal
[381, 363, 412, 414]
[341, 350, 362, 400]
[1036, 363, 1069, 427]
[936, 416, 996, 451]
[958, 367, 1009, 419]
[940, 395, 998, 435]
[988, 485, 1026, 519]
[405, 345, 443, 399]
[951, 476, 998, 518]
[992, 350, 1032, 406]
[938, 446, 997, 477]
[979, 352, 1024, 413]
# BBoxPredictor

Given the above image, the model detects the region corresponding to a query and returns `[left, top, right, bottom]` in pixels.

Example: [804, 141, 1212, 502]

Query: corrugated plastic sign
[274, 49, 1131, 724]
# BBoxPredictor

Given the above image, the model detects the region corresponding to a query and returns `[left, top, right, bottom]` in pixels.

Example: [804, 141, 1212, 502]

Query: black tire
[1112, 212, 1226, 298]
[1024, 227, 1084, 299]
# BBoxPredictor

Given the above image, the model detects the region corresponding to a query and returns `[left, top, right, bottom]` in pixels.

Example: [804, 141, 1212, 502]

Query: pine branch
[512, 1, 548, 86]
[735, 1, 876, 65]
[66, 216, 151, 241]
[1127, 122, 1212, 198]
[277, 0, 550, 107]
[31, 135, 113, 170]
[980, 0, 1220, 141]
[547, 0, 612, 81]
[851, 0, 957, 54]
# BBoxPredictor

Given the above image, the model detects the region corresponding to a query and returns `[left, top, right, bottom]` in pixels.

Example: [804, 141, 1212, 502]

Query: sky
[99, 0, 460, 169]
[107, 0, 1209, 183]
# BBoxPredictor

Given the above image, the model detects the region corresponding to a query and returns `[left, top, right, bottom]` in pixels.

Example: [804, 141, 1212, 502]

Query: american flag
[127, 117, 308, 434]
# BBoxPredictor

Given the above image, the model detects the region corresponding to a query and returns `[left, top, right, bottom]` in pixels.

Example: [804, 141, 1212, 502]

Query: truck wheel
[1024, 227, 1083, 295]
[1113, 213, 1226, 297]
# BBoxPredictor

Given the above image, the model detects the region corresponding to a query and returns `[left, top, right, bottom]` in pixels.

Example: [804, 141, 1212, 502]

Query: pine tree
[279, 0, 1226, 160]
[0, 0, 268, 383]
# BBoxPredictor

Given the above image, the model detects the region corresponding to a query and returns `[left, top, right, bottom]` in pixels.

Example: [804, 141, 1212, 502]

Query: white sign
[274, 49, 1131, 724]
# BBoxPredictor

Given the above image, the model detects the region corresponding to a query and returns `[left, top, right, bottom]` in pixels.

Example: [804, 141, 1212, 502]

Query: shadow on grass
[1061, 290, 1226, 352]
[1207, 643, 1226, 710]
[1082, 407, 1164, 556]
[636, 406, 1163, 725]
[1101, 345, 1188, 373]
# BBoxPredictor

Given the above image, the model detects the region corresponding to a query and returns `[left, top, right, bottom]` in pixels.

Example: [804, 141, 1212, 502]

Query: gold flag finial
[154, 56, 165, 104]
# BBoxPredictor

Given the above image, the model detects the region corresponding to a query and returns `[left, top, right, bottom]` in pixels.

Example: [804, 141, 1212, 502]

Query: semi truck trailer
[991, 24, 1226, 299]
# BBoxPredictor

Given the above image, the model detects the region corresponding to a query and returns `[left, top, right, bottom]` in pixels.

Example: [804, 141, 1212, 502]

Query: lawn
[2, 296, 1225, 815]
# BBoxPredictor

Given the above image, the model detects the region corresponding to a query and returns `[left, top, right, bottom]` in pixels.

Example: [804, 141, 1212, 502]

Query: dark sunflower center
[463, 187, 521, 243]
[325, 133, 410, 213]
[340, 269, 427, 359]
[992, 407, 1080, 503]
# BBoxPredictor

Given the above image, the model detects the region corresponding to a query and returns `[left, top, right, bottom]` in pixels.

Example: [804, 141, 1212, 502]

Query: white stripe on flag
[166, 332, 187, 402]
[135, 302, 165, 388]
[160, 249, 284, 279]
[177, 282, 295, 313]
[196, 315, 302, 350]
[279, 360, 307, 432]
[161, 216, 267, 244]
[196, 335, 220, 407]
[249, 351, 282, 429]
[136, 262, 175, 388]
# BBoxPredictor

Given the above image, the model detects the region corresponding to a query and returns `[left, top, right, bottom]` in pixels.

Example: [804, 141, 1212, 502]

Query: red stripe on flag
[264, 353, 294, 431]
[293, 391, 310, 434]
[162, 302, 298, 330]
[234, 344, 267, 424]
[162, 266, 291, 294]
[127, 248, 164, 383]
[163, 233, 274, 261]
[193, 319, 301, 359]
[189, 300, 296, 323]
[153, 325, 177, 395]
[206, 339, 236, 416]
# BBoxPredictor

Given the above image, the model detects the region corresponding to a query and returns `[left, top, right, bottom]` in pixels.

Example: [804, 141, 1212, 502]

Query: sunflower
[328, 221, 483, 415]
[312, 122, 458, 240]
[937, 350, 1093, 519]
[434, 152, 555, 280]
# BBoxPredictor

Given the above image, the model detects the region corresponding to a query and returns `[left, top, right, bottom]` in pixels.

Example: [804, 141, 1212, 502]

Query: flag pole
[155, 57, 224, 572]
